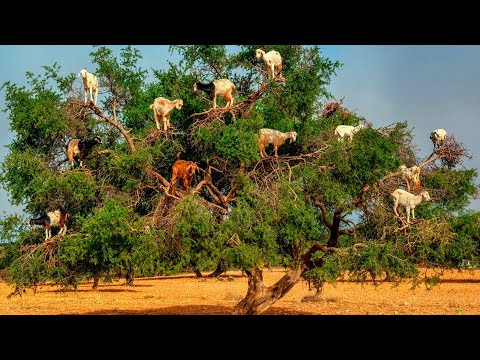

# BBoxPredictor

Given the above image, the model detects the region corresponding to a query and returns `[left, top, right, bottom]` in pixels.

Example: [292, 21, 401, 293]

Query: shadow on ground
[81, 305, 315, 315]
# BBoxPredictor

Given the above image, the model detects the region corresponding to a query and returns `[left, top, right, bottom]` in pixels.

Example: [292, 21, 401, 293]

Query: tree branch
[314, 200, 332, 229]
[145, 167, 170, 188]
[76, 100, 136, 154]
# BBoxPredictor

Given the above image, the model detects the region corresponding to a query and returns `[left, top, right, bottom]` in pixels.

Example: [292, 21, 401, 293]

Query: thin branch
[75, 100, 136, 153]
[145, 167, 170, 188]
[314, 201, 332, 229]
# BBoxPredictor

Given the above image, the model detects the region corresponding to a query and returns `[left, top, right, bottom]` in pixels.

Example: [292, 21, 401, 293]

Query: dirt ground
[1, 268, 479, 315]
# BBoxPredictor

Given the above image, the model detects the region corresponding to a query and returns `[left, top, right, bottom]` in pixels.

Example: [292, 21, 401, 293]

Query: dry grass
[1, 268, 479, 315]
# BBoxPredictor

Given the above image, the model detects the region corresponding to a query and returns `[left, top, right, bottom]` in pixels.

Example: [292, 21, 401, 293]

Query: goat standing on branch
[193, 79, 235, 109]
[169, 160, 200, 196]
[258, 128, 297, 158]
[66, 136, 102, 169]
[149, 97, 183, 131]
[391, 188, 431, 224]
[255, 48, 283, 79]
[430, 128, 447, 150]
[334, 124, 367, 141]
[399, 164, 421, 191]
[29, 207, 68, 241]
[78, 68, 99, 106]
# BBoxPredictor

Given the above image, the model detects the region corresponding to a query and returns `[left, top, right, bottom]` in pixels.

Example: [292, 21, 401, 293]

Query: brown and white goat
[79, 68, 99, 105]
[255, 48, 283, 79]
[193, 79, 235, 109]
[149, 97, 183, 131]
[399, 164, 421, 191]
[66, 136, 102, 168]
[258, 128, 297, 158]
[29, 207, 68, 240]
[168, 160, 200, 196]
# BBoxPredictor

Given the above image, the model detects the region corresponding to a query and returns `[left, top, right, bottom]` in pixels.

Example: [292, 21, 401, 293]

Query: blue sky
[1, 45, 479, 218]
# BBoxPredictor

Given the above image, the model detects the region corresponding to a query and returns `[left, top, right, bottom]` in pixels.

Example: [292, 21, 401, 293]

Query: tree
[1, 45, 479, 314]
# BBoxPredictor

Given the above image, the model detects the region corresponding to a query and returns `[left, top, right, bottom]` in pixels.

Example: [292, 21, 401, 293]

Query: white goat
[430, 128, 447, 149]
[149, 97, 183, 131]
[334, 124, 366, 141]
[255, 48, 283, 79]
[399, 165, 421, 191]
[78, 68, 99, 105]
[258, 128, 297, 158]
[391, 188, 431, 224]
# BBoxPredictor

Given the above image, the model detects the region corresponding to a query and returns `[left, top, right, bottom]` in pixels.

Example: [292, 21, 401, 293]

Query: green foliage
[303, 251, 343, 286]
[215, 123, 260, 165]
[172, 45, 231, 79]
[171, 195, 221, 271]
[5, 249, 51, 294]
[423, 168, 478, 212]
[275, 180, 322, 248]
[227, 243, 264, 272]
[0, 148, 45, 206]
[58, 198, 160, 284]
[2, 73, 67, 155]
[325, 127, 400, 197]
[0, 214, 25, 245]
[107, 147, 153, 190]
[90, 45, 147, 115]
[30, 170, 98, 217]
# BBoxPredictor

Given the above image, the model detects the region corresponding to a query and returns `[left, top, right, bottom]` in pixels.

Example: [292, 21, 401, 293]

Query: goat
[169, 160, 200, 196]
[391, 188, 431, 224]
[66, 136, 102, 168]
[78, 68, 99, 106]
[258, 128, 297, 158]
[29, 207, 68, 241]
[255, 48, 283, 79]
[430, 128, 447, 149]
[193, 79, 235, 109]
[399, 164, 421, 191]
[149, 97, 183, 131]
[334, 124, 367, 141]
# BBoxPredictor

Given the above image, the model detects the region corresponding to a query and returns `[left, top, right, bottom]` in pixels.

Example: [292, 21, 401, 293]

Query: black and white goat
[193, 78, 235, 109]
[29, 207, 68, 240]
[66, 136, 102, 168]
[430, 128, 447, 150]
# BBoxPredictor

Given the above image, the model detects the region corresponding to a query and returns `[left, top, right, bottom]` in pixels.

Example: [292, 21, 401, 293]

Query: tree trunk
[207, 262, 226, 278]
[92, 275, 100, 290]
[87, 102, 137, 154]
[233, 265, 304, 315]
[125, 271, 135, 286]
[327, 211, 342, 247]
[233, 242, 336, 315]
[193, 267, 203, 278]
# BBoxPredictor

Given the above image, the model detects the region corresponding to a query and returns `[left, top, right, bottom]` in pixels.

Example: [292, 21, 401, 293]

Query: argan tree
[1, 45, 479, 314]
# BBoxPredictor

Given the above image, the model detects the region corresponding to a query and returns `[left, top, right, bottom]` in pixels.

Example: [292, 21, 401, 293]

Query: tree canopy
[1, 45, 479, 314]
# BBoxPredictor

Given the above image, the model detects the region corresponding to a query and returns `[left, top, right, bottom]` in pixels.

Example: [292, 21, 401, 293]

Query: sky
[0, 45, 479, 219]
